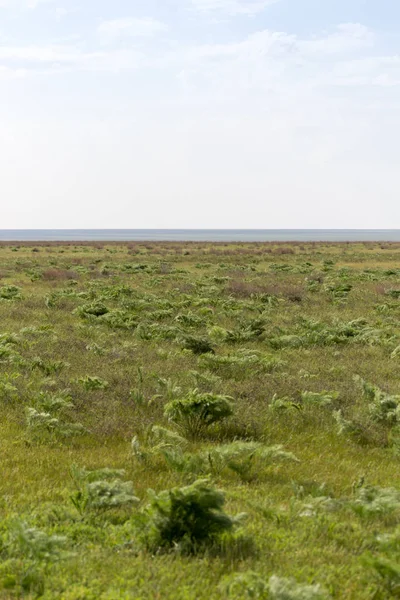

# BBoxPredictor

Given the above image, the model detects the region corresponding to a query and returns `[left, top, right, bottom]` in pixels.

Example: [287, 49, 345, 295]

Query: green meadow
[1, 240, 400, 599]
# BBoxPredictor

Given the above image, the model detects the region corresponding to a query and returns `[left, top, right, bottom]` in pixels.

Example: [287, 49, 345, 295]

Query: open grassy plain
[1, 240, 400, 599]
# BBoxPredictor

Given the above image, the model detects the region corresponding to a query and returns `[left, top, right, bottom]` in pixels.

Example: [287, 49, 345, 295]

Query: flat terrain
[1, 241, 400, 599]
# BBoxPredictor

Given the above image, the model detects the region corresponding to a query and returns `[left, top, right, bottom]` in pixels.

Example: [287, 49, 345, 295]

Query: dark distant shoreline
[0, 230, 400, 242]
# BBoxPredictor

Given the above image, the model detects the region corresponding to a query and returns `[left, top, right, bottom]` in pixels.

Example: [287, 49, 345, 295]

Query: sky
[1, 0, 400, 229]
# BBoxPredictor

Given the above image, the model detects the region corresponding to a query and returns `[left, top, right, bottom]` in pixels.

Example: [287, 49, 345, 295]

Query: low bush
[164, 390, 234, 438]
[139, 479, 241, 553]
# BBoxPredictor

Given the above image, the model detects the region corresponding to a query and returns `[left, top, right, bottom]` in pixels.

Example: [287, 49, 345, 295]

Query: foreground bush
[139, 479, 241, 553]
[221, 572, 330, 599]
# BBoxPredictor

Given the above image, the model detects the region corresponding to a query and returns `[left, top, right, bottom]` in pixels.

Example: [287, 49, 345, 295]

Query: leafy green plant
[268, 575, 330, 599]
[189, 370, 222, 390]
[221, 573, 329, 600]
[139, 479, 242, 553]
[200, 350, 284, 379]
[0, 285, 22, 300]
[175, 312, 205, 328]
[269, 395, 302, 412]
[152, 377, 182, 401]
[333, 410, 370, 445]
[8, 522, 68, 562]
[164, 390, 234, 438]
[0, 372, 20, 403]
[77, 376, 109, 391]
[220, 570, 268, 599]
[203, 442, 299, 481]
[26, 407, 85, 440]
[146, 425, 188, 450]
[70, 466, 139, 516]
[26, 391, 84, 441]
[75, 301, 109, 318]
[324, 281, 353, 300]
[356, 377, 400, 426]
[301, 391, 339, 407]
[181, 335, 215, 355]
[351, 484, 400, 517]
[268, 317, 390, 349]
[101, 309, 138, 329]
[35, 390, 74, 412]
[131, 426, 189, 463]
[30, 357, 69, 376]
[367, 556, 400, 597]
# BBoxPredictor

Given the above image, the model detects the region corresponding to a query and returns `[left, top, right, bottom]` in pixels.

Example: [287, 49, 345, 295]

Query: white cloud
[0, 0, 53, 8]
[0, 44, 146, 74]
[186, 23, 374, 65]
[299, 23, 374, 56]
[328, 55, 400, 87]
[97, 17, 168, 41]
[190, 0, 278, 16]
[177, 23, 388, 95]
[0, 21, 393, 88]
[26, 0, 52, 7]
[0, 45, 79, 62]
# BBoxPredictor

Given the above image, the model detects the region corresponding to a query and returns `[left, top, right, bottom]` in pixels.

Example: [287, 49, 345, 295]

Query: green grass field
[1, 240, 400, 599]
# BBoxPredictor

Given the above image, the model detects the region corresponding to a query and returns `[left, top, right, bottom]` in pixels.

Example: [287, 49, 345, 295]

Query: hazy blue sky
[1, 0, 400, 228]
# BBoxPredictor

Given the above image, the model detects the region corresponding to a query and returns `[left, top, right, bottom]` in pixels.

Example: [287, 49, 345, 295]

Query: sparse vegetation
[1, 240, 400, 597]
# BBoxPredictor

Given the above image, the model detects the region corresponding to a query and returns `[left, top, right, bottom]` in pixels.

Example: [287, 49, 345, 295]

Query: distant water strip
[0, 230, 400, 242]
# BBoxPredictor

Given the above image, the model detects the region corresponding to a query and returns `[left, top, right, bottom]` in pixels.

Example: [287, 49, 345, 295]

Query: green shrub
[26, 408, 85, 440]
[100, 309, 138, 330]
[0, 285, 22, 300]
[351, 484, 400, 517]
[268, 575, 330, 599]
[220, 570, 268, 599]
[164, 390, 234, 438]
[269, 395, 302, 412]
[75, 301, 109, 318]
[131, 426, 189, 463]
[367, 556, 400, 597]
[221, 573, 329, 600]
[0, 373, 20, 403]
[301, 391, 339, 407]
[77, 376, 109, 391]
[30, 357, 69, 376]
[324, 281, 352, 300]
[26, 391, 84, 441]
[153, 377, 182, 401]
[181, 335, 215, 355]
[189, 370, 222, 390]
[332, 410, 370, 445]
[70, 466, 139, 516]
[203, 442, 299, 481]
[140, 479, 241, 553]
[8, 522, 68, 562]
[35, 390, 74, 412]
[356, 377, 400, 426]
[200, 350, 284, 379]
